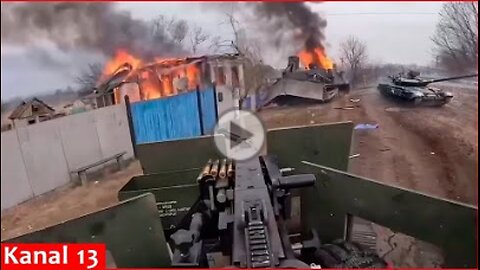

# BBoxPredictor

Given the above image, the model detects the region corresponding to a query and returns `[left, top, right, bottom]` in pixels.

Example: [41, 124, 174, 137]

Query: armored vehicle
[378, 70, 477, 106]
[260, 56, 350, 106]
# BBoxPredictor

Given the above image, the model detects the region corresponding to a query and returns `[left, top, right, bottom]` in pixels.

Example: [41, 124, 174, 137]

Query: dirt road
[259, 83, 477, 267]
[260, 83, 477, 205]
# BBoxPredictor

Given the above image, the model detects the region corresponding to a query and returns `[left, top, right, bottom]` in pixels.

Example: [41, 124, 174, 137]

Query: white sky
[1, 2, 444, 99]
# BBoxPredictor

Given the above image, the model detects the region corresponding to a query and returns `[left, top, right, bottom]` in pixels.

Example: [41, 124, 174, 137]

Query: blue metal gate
[198, 87, 217, 134]
[130, 87, 217, 144]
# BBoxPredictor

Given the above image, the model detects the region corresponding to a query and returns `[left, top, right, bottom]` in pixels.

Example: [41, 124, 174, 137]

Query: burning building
[94, 50, 247, 114]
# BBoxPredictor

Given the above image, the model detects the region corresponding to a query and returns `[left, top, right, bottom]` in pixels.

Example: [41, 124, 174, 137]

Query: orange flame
[101, 49, 142, 79]
[186, 64, 200, 89]
[162, 75, 173, 96]
[139, 71, 162, 100]
[298, 48, 334, 70]
[100, 49, 201, 102]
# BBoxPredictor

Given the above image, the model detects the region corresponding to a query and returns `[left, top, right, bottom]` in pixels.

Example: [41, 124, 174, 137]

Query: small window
[32, 106, 39, 112]
[28, 119, 36, 125]
[218, 92, 224, 102]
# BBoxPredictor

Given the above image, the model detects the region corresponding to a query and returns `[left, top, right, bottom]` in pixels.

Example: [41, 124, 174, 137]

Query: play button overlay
[213, 109, 266, 161]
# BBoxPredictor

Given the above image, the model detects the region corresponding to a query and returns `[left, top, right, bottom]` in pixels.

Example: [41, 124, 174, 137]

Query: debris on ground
[354, 123, 379, 130]
[385, 107, 403, 112]
[349, 154, 361, 159]
[334, 106, 357, 110]
[350, 98, 361, 103]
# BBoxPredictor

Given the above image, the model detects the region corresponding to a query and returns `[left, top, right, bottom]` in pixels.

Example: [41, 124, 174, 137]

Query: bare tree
[151, 15, 189, 46]
[220, 11, 262, 62]
[207, 11, 242, 54]
[151, 15, 172, 44]
[189, 26, 209, 54]
[170, 19, 189, 45]
[431, 2, 477, 72]
[208, 36, 225, 52]
[339, 36, 368, 86]
[216, 10, 269, 108]
[75, 63, 103, 93]
[151, 16, 222, 55]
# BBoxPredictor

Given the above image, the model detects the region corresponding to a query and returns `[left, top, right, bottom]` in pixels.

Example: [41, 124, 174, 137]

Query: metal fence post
[213, 84, 219, 121]
[124, 95, 137, 158]
[196, 86, 205, 135]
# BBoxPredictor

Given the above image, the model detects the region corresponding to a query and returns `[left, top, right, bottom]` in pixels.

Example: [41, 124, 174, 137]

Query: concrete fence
[1, 104, 134, 211]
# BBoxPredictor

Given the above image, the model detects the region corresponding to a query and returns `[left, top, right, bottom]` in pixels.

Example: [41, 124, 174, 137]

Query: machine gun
[168, 156, 386, 268]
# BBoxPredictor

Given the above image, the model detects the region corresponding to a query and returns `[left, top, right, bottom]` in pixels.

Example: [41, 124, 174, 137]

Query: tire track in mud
[385, 83, 476, 204]
[352, 87, 477, 203]
[387, 106, 477, 204]
[388, 113, 458, 199]
[259, 86, 476, 204]
[259, 86, 476, 268]
[347, 93, 422, 190]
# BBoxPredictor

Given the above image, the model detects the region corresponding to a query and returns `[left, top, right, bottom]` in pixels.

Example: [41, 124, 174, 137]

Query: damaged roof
[8, 97, 55, 120]
[95, 53, 245, 94]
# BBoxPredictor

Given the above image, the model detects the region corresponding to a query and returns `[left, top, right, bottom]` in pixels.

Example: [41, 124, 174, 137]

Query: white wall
[1, 104, 134, 211]
[1, 130, 34, 210]
[59, 112, 103, 170]
[94, 105, 135, 159]
[16, 122, 71, 196]
[216, 86, 240, 116]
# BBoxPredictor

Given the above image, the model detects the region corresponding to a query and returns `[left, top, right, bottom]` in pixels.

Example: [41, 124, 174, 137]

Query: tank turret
[378, 71, 477, 106]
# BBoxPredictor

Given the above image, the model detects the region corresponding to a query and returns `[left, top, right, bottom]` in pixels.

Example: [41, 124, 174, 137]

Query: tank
[377, 71, 477, 106]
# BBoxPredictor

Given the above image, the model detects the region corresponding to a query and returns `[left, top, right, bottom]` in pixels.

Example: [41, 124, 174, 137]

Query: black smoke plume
[1, 2, 183, 59]
[204, 2, 328, 66]
[249, 3, 327, 51]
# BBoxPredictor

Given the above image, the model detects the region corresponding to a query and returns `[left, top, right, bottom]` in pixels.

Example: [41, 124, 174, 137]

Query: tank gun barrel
[426, 74, 477, 84]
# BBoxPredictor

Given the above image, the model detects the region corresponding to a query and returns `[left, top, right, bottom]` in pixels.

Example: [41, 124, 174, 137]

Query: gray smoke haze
[1, 2, 184, 60]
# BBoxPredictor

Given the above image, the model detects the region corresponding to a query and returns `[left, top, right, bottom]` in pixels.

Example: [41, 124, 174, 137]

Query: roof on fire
[94, 53, 245, 95]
